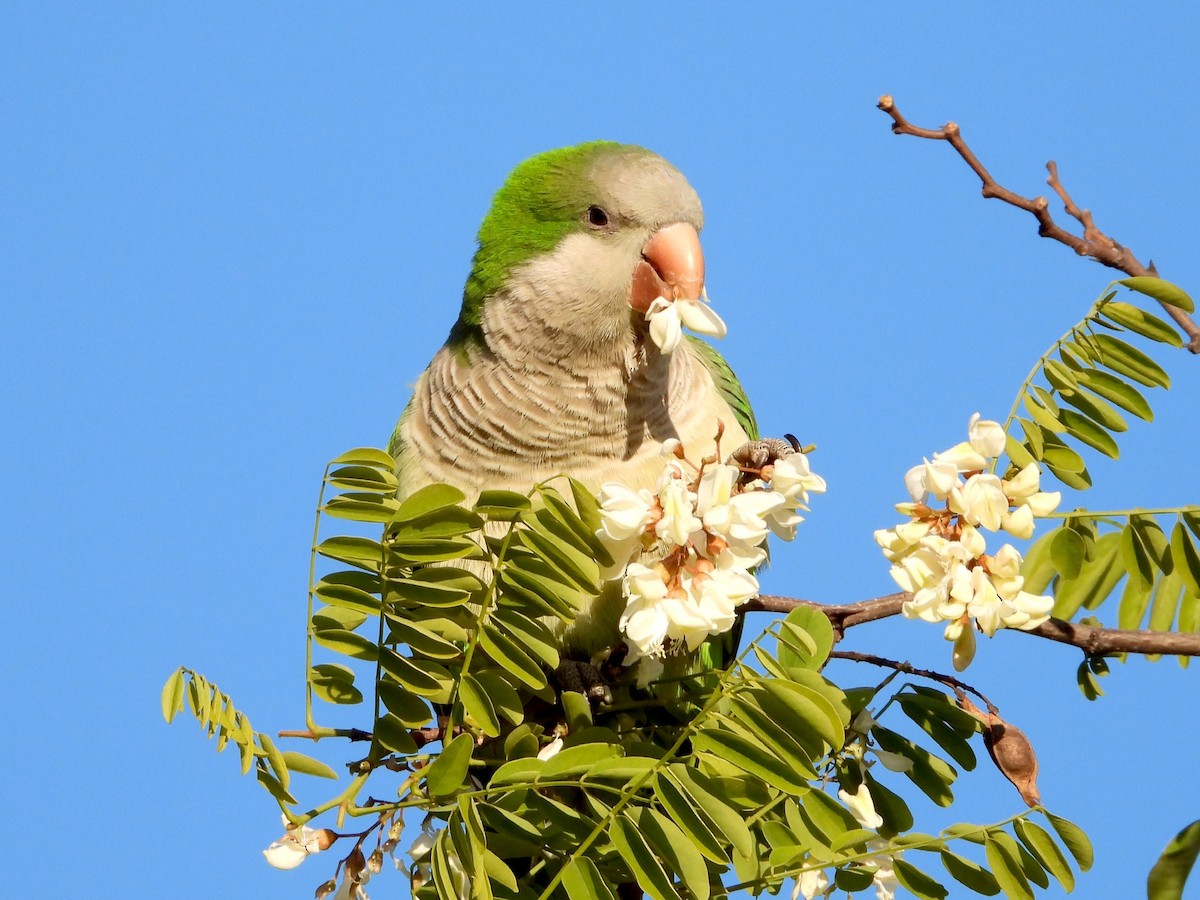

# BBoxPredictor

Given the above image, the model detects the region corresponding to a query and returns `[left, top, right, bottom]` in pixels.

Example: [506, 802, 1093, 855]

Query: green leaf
[280, 751, 337, 780]
[475, 669, 524, 726]
[635, 807, 711, 900]
[757, 680, 844, 757]
[161, 669, 185, 723]
[985, 833, 1034, 900]
[536, 488, 613, 567]
[778, 606, 835, 669]
[1100, 300, 1184, 347]
[1147, 819, 1200, 900]
[492, 609, 560, 669]
[330, 446, 396, 468]
[426, 732, 474, 797]
[377, 679, 431, 726]
[894, 859, 949, 900]
[388, 566, 483, 607]
[1023, 391, 1064, 433]
[1058, 408, 1120, 458]
[388, 536, 483, 565]
[1042, 359, 1078, 391]
[386, 616, 463, 659]
[1117, 573, 1154, 630]
[323, 494, 398, 523]
[459, 673, 500, 737]
[327, 464, 398, 492]
[517, 526, 601, 593]
[1044, 811, 1093, 871]
[1014, 819, 1075, 892]
[390, 506, 484, 542]
[693, 728, 810, 794]
[873, 726, 957, 807]
[726, 697, 817, 779]
[1092, 333, 1171, 389]
[1172, 522, 1200, 598]
[865, 771, 914, 837]
[1073, 368, 1154, 420]
[313, 628, 378, 661]
[478, 625, 547, 690]
[310, 663, 363, 705]
[1133, 514, 1174, 576]
[653, 773, 727, 864]
[1057, 387, 1128, 433]
[610, 813, 678, 900]
[1119, 277, 1195, 313]
[940, 850, 1001, 896]
[540, 743, 621, 779]
[1050, 527, 1086, 579]
[255, 766, 297, 806]
[317, 536, 383, 571]
[671, 766, 755, 857]
[391, 483, 467, 523]
[373, 712, 418, 754]
[315, 579, 381, 615]
[474, 490, 531, 521]
[1054, 531, 1123, 618]
[560, 858, 617, 900]
[379, 649, 445, 696]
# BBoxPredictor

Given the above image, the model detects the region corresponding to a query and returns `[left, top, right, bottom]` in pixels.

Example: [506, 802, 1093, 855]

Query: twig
[827, 649, 997, 714]
[738, 591, 1200, 657]
[877, 94, 1200, 353]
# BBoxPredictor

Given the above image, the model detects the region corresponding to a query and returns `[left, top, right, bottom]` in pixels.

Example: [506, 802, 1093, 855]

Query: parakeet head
[453, 142, 706, 349]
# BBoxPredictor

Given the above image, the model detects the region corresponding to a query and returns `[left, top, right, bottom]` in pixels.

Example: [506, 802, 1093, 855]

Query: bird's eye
[586, 206, 610, 228]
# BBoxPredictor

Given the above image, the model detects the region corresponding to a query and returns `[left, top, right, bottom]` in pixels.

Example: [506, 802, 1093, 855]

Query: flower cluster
[875, 414, 1061, 670]
[596, 440, 825, 674]
[644, 290, 727, 354]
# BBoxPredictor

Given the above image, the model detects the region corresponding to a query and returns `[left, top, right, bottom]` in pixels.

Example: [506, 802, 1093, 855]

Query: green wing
[686, 335, 758, 441]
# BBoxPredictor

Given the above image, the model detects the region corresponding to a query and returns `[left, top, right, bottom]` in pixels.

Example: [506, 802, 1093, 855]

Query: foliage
[165, 279, 1200, 899]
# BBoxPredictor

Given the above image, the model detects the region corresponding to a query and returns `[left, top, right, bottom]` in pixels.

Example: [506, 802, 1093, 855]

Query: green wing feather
[686, 335, 758, 441]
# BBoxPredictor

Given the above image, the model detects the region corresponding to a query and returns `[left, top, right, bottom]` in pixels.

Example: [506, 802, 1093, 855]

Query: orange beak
[629, 222, 705, 314]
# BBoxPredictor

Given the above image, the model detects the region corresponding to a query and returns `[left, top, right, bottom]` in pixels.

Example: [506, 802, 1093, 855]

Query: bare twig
[877, 94, 1200, 353]
[827, 649, 998, 713]
[738, 591, 1200, 657]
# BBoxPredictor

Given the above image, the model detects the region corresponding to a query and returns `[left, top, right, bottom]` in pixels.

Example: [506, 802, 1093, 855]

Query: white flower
[645, 294, 727, 353]
[864, 841, 901, 900]
[950, 473, 1009, 531]
[850, 708, 877, 735]
[646, 297, 684, 353]
[1024, 490, 1062, 517]
[597, 483, 655, 543]
[263, 815, 332, 870]
[793, 866, 830, 900]
[1002, 462, 1042, 501]
[873, 748, 914, 773]
[1001, 590, 1054, 630]
[905, 458, 960, 502]
[838, 783, 884, 830]
[408, 834, 435, 861]
[988, 543, 1023, 578]
[951, 622, 976, 671]
[770, 452, 827, 503]
[933, 440, 990, 474]
[968, 413, 1007, 458]
[1001, 503, 1035, 539]
[537, 736, 564, 761]
[655, 477, 701, 547]
[620, 563, 671, 657]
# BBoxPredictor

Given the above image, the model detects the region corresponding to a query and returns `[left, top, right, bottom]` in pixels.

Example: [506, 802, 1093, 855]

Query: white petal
[968, 413, 1007, 458]
[646, 300, 683, 353]
[263, 838, 310, 870]
[677, 297, 728, 339]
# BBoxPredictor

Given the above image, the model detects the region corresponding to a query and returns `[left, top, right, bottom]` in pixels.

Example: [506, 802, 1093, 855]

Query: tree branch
[877, 94, 1200, 353]
[827, 649, 998, 713]
[739, 591, 1200, 656]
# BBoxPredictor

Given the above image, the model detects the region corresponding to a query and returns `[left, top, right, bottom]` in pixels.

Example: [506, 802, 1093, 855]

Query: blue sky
[5, 5, 1200, 898]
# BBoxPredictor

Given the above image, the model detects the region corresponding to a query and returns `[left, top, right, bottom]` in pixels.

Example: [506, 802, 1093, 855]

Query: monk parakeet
[390, 141, 760, 664]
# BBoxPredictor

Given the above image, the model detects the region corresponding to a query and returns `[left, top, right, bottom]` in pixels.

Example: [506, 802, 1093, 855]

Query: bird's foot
[555, 659, 613, 706]
[729, 435, 801, 476]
